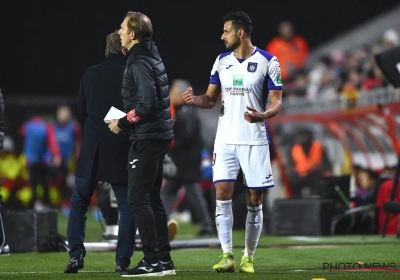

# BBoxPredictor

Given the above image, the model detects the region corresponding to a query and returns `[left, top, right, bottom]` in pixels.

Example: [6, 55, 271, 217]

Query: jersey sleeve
[209, 55, 220, 85]
[267, 56, 283, 90]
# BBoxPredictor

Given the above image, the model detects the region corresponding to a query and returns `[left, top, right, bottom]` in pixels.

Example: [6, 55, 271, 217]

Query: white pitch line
[3, 269, 396, 275]
[0, 268, 396, 275]
[0, 271, 109, 274]
[0, 269, 319, 275]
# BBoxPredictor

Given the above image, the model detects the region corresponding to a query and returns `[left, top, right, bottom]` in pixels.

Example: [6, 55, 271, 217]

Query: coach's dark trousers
[128, 140, 171, 264]
[68, 176, 137, 267]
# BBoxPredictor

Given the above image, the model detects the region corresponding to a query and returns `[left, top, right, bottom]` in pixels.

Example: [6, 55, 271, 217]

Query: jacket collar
[104, 53, 126, 64]
[127, 40, 159, 61]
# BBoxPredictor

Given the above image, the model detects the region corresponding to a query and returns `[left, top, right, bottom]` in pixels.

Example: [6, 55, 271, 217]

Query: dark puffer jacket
[118, 40, 173, 142]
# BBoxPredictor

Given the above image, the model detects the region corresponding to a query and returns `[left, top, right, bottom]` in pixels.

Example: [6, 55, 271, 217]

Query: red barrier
[268, 101, 400, 198]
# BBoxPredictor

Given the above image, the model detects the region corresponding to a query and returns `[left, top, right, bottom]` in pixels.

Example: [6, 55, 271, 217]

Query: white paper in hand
[104, 106, 126, 123]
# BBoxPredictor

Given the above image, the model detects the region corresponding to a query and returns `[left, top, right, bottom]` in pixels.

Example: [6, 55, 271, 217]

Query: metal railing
[280, 87, 400, 115]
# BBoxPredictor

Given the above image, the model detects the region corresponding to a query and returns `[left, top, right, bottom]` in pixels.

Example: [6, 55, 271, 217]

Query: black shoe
[115, 265, 128, 273]
[120, 259, 164, 277]
[63, 255, 84, 273]
[162, 261, 176, 275]
[0, 245, 10, 256]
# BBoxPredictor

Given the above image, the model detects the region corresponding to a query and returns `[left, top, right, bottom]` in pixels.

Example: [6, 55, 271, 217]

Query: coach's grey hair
[105, 30, 122, 57]
[171, 79, 191, 95]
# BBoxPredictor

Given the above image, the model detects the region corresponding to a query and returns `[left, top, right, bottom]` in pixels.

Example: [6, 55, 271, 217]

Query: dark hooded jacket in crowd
[165, 104, 203, 183]
[118, 40, 173, 142]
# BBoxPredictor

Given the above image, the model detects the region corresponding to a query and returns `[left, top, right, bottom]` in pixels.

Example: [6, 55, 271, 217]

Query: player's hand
[182, 87, 194, 104]
[107, 119, 122, 134]
[244, 106, 266, 123]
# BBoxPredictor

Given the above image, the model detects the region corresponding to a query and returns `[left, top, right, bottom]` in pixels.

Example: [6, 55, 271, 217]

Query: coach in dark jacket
[107, 12, 174, 277]
[64, 31, 136, 274]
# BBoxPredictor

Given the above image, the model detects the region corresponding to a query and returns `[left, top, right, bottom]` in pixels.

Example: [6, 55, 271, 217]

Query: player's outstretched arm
[182, 84, 221, 109]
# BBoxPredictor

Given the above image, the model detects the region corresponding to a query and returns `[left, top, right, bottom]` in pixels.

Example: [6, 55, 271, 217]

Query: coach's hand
[244, 106, 265, 123]
[107, 119, 122, 134]
[182, 87, 194, 104]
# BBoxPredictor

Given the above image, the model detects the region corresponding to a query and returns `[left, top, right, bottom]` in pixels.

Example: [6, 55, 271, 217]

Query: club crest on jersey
[247, 62, 258, 72]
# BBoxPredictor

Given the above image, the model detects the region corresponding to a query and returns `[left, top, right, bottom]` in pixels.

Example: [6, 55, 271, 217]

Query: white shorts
[212, 144, 274, 189]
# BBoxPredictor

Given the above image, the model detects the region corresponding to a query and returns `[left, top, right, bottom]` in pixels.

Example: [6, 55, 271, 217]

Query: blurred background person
[97, 181, 120, 241]
[0, 86, 9, 256]
[349, 168, 379, 234]
[0, 193, 8, 256]
[161, 79, 215, 236]
[0, 136, 26, 207]
[0, 87, 3, 152]
[289, 129, 330, 198]
[351, 168, 378, 207]
[0, 135, 31, 209]
[19, 114, 61, 210]
[306, 56, 337, 100]
[349, 164, 363, 199]
[266, 20, 309, 84]
[361, 64, 388, 90]
[376, 165, 399, 235]
[49, 105, 82, 215]
[284, 69, 308, 99]
[381, 28, 400, 50]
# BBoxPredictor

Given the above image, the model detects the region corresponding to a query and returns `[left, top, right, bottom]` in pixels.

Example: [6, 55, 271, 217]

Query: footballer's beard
[225, 37, 240, 51]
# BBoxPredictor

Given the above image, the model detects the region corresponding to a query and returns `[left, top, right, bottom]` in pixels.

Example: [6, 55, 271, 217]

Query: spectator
[376, 176, 400, 235]
[290, 129, 327, 198]
[382, 28, 400, 50]
[306, 56, 336, 100]
[349, 164, 363, 198]
[361, 65, 388, 90]
[161, 79, 215, 236]
[349, 168, 379, 234]
[49, 105, 82, 215]
[341, 82, 360, 108]
[20, 115, 61, 210]
[0, 136, 25, 205]
[288, 70, 308, 98]
[266, 20, 309, 83]
[351, 168, 378, 207]
[0, 87, 3, 152]
[0, 86, 9, 256]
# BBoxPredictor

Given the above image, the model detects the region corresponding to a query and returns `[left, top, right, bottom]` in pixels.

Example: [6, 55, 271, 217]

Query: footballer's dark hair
[223, 11, 252, 37]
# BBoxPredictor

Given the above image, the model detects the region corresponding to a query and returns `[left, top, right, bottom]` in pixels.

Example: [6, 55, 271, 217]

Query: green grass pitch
[1, 213, 399, 279]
